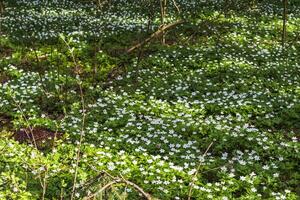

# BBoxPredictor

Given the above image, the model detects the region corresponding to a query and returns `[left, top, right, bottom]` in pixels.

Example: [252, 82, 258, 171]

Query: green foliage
[0, 0, 299, 199]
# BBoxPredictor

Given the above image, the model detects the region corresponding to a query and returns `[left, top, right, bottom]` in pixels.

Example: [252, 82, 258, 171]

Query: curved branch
[127, 19, 185, 53]
[84, 178, 153, 200]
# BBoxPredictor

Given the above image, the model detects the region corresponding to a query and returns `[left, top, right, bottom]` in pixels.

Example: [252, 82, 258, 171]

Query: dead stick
[127, 19, 185, 53]
[187, 142, 214, 200]
[83, 178, 153, 200]
[172, 0, 180, 13]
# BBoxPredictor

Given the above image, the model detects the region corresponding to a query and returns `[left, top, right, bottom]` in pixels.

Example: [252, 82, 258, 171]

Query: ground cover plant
[0, 0, 299, 199]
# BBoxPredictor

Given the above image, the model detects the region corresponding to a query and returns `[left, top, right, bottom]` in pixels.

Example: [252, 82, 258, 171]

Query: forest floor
[0, 0, 299, 199]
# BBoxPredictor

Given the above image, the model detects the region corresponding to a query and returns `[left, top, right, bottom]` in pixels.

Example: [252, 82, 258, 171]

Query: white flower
[239, 160, 246, 165]
[188, 169, 197, 175]
[279, 157, 284, 161]
[250, 172, 256, 177]
[221, 166, 227, 172]
[107, 162, 115, 170]
[262, 165, 269, 170]
[31, 152, 36, 158]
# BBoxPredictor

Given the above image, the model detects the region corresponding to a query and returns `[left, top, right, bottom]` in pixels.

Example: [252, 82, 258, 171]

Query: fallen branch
[83, 171, 153, 200]
[127, 19, 185, 53]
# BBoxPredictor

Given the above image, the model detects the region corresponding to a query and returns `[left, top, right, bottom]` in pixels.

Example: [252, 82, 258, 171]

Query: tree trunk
[0, 0, 4, 14]
[160, 0, 167, 44]
[0, 0, 4, 34]
[282, 0, 288, 47]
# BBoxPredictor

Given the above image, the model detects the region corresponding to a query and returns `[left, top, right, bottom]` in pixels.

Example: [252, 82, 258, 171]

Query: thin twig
[10, 95, 48, 199]
[171, 0, 180, 13]
[60, 35, 88, 200]
[187, 142, 214, 200]
[11, 97, 38, 149]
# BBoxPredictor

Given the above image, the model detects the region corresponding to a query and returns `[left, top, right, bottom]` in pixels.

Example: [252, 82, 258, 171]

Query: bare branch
[83, 171, 153, 200]
[127, 19, 185, 53]
[187, 142, 214, 200]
